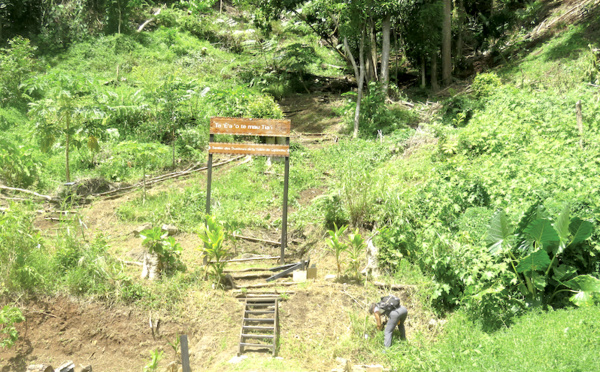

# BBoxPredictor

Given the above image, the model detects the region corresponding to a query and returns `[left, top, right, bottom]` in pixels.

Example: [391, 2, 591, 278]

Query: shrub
[197, 215, 229, 287]
[325, 223, 348, 275]
[0, 305, 25, 349]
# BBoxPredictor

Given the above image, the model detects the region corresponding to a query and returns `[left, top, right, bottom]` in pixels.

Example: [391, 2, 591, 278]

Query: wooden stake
[576, 100, 584, 149]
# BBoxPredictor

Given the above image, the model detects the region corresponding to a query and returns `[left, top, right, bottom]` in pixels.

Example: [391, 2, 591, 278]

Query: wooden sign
[210, 117, 291, 137]
[209, 143, 289, 157]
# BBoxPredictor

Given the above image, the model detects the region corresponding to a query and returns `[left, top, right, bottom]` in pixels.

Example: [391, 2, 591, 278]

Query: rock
[228, 355, 248, 364]
[335, 357, 352, 372]
[79, 365, 93, 372]
[54, 361, 75, 372]
[133, 223, 152, 237]
[325, 274, 337, 281]
[27, 365, 53, 372]
[165, 361, 178, 372]
[161, 224, 179, 236]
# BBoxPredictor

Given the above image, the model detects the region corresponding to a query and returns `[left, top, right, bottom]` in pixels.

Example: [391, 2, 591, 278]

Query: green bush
[0, 36, 37, 108]
[0, 210, 45, 293]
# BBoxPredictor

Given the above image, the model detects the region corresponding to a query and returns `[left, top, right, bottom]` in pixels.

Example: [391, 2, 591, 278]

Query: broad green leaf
[552, 265, 577, 282]
[516, 249, 551, 273]
[487, 210, 513, 255]
[569, 218, 593, 246]
[553, 204, 570, 245]
[524, 218, 558, 247]
[564, 275, 600, 292]
[569, 291, 594, 307]
[532, 272, 547, 291]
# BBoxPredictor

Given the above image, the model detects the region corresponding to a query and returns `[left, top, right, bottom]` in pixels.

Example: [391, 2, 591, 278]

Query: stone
[335, 357, 352, 372]
[133, 223, 152, 237]
[79, 365, 93, 372]
[325, 274, 337, 281]
[228, 355, 248, 364]
[307, 267, 318, 279]
[54, 361, 75, 372]
[165, 361, 178, 372]
[161, 224, 179, 236]
[27, 365, 53, 372]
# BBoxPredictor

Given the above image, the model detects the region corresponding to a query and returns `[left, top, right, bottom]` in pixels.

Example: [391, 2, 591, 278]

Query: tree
[29, 73, 104, 183]
[442, 0, 452, 86]
[254, 0, 402, 136]
[113, 141, 169, 203]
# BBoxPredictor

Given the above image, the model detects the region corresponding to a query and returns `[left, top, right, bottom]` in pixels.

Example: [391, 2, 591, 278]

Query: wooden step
[240, 343, 274, 349]
[244, 318, 274, 323]
[245, 310, 275, 315]
[245, 298, 277, 303]
[241, 334, 274, 339]
[242, 326, 274, 331]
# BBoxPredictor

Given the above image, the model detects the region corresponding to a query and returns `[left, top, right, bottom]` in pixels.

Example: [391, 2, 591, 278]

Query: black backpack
[377, 295, 400, 315]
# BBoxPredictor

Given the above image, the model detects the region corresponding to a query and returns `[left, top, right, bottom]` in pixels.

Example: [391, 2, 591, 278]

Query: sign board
[209, 143, 289, 157]
[210, 117, 291, 137]
[206, 117, 292, 264]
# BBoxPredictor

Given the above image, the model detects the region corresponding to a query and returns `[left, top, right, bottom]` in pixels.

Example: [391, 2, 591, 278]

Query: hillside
[2, 1, 600, 371]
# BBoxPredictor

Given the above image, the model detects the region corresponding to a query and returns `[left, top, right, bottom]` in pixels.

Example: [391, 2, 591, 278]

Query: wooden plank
[209, 143, 289, 157]
[240, 343, 274, 348]
[241, 334, 274, 339]
[210, 117, 291, 137]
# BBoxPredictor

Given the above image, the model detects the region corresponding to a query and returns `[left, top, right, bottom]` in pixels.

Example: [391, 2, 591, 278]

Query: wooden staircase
[238, 297, 279, 356]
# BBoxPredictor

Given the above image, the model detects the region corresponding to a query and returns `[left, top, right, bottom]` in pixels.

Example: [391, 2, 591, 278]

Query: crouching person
[369, 295, 407, 348]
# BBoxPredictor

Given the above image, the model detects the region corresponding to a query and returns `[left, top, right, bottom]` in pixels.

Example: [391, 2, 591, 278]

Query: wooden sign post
[206, 117, 291, 264]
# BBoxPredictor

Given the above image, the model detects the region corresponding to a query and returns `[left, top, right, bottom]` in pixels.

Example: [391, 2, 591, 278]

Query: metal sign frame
[206, 117, 291, 264]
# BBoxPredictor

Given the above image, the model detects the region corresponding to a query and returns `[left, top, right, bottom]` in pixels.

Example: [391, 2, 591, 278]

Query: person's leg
[396, 306, 408, 340]
[384, 309, 401, 347]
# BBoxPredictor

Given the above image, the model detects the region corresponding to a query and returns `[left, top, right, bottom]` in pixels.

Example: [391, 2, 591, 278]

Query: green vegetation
[198, 215, 229, 286]
[1, 0, 600, 370]
[0, 304, 24, 349]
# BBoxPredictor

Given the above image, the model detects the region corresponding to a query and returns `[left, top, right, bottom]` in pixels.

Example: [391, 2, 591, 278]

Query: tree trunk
[344, 35, 364, 138]
[362, 237, 381, 279]
[370, 18, 378, 83]
[442, 0, 452, 86]
[431, 53, 440, 92]
[141, 251, 161, 280]
[172, 128, 176, 169]
[421, 57, 427, 88]
[65, 115, 71, 183]
[381, 14, 392, 95]
[456, 0, 466, 62]
[355, 30, 366, 138]
[142, 164, 146, 204]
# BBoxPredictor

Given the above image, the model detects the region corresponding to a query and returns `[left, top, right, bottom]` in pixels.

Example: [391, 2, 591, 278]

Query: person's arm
[374, 311, 383, 331]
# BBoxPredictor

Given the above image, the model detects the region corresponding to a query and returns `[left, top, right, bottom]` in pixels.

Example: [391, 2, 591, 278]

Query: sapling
[325, 223, 348, 274]
[197, 215, 230, 287]
[347, 228, 366, 279]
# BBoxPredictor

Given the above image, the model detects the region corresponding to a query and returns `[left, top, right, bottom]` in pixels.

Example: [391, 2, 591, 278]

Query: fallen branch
[117, 258, 143, 267]
[232, 290, 296, 295]
[209, 255, 280, 263]
[233, 233, 280, 246]
[224, 267, 271, 273]
[137, 8, 161, 32]
[94, 156, 244, 197]
[372, 281, 417, 291]
[0, 185, 53, 201]
[0, 195, 28, 202]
